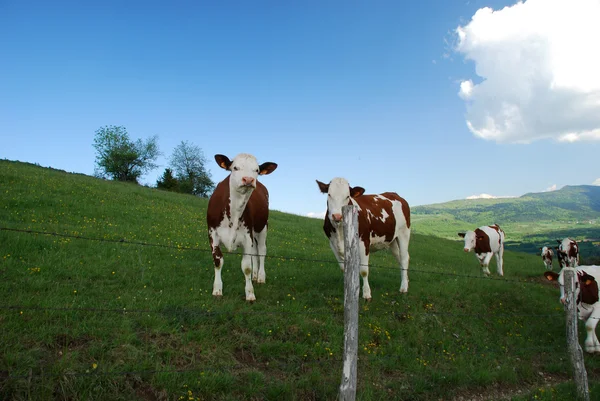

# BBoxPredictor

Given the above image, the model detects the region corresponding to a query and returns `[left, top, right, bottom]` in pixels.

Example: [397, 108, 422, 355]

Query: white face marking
[229, 153, 261, 193]
[541, 246, 549, 256]
[462, 231, 476, 251]
[326, 177, 351, 223]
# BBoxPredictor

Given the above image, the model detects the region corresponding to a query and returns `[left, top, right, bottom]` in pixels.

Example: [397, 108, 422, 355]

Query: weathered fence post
[564, 267, 590, 401]
[339, 205, 360, 401]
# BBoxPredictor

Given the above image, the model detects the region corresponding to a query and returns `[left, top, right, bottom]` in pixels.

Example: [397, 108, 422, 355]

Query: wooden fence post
[339, 205, 360, 401]
[564, 267, 590, 401]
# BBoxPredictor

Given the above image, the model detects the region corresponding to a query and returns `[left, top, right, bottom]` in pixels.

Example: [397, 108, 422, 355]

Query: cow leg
[209, 234, 224, 297]
[495, 248, 504, 276]
[329, 239, 345, 271]
[478, 253, 492, 276]
[254, 227, 267, 284]
[241, 242, 256, 302]
[358, 242, 372, 301]
[585, 307, 600, 353]
[251, 236, 260, 283]
[391, 237, 410, 293]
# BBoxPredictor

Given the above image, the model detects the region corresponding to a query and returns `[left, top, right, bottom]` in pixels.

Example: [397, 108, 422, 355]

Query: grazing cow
[316, 177, 411, 301]
[540, 246, 554, 270]
[206, 153, 277, 302]
[555, 237, 580, 268]
[458, 224, 505, 276]
[545, 266, 600, 353]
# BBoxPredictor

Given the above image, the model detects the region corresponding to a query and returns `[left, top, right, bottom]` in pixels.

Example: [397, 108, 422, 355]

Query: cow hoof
[212, 290, 223, 297]
[399, 287, 408, 294]
[246, 294, 256, 303]
[257, 279, 265, 284]
[364, 297, 372, 303]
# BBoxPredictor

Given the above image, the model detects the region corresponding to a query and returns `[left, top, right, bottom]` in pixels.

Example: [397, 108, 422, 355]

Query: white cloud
[454, 0, 600, 144]
[466, 193, 516, 200]
[593, 178, 600, 186]
[306, 211, 326, 219]
[543, 184, 557, 192]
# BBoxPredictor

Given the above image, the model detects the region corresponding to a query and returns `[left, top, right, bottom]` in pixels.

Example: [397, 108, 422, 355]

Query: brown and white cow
[316, 177, 411, 301]
[458, 224, 505, 276]
[206, 153, 277, 302]
[540, 246, 554, 270]
[555, 237, 580, 268]
[545, 266, 600, 353]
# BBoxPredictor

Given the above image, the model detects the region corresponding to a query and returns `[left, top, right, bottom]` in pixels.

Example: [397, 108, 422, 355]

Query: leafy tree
[169, 141, 214, 197]
[156, 168, 179, 192]
[93, 125, 160, 183]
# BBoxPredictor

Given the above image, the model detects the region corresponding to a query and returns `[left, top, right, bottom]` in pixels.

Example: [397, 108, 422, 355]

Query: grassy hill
[412, 186, 600, 261]
[1, 159, 599, 400]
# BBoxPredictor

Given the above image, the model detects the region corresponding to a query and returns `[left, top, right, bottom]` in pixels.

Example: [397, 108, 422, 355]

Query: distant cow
[458, 224, 505, 276]
[540, 246, 554, 270]
[555, 237, 580, 268]
[206, 153, 277, 302]
[545, 266, 600, 353]
[316, 177, 411, 301]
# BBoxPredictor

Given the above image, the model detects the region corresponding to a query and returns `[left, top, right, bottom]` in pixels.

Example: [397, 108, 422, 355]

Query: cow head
[544, 270, 600, 306]
[215, 154, 277, 193]
[316, 177, 364, 224]
[555, 246, 568, 268]
[458, 231, 479, 252]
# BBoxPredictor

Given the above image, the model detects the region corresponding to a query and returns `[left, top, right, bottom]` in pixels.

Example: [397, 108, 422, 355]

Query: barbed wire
[1, 226, 549, 286]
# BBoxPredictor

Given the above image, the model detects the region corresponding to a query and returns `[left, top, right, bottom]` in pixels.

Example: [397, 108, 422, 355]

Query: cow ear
[581, 274, 596, 285]
[350, 186, 365, 198]
[258, 162, 277, 175]
[214, 154, 232, 171]
[545, 271, 559, 281]
[556, 239, 562, 244]
[458, 232, 466, 238]
[316, 180, 329, 194]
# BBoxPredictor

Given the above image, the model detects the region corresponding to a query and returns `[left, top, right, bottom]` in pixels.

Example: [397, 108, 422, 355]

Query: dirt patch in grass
[448, 372, 570, 401]
[127, 375, 168, 401]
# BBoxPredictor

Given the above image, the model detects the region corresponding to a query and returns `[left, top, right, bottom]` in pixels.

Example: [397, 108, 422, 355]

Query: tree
[93, 125, 160, 183]
[169, 141, 215, 197]
[156, 168, 179, 192]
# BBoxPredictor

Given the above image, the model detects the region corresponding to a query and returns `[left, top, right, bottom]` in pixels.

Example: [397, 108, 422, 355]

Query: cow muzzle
[331, 213, 342, 223]
[241, 177, 255, 187]
[463, 248, 470, 253]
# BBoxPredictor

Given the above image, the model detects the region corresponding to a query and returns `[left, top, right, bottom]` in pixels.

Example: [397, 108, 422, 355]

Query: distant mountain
[411, 185, 600, 260]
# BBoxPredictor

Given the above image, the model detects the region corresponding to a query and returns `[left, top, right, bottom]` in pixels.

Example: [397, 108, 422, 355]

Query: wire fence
[0, 226, 547, 285]
[0, 223, 579, 391]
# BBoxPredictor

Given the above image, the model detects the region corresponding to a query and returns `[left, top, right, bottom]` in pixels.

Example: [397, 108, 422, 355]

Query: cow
[545, 266, 600, 353]
[458, 224, 505, 276]
[540, 246, 554, 270]
[206, 153, 277, 302]
[316, 177, 411, 301]
[555, 237, 580, 268]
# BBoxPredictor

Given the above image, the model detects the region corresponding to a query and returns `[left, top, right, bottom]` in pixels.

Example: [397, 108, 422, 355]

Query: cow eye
[233, 166, 239, 171]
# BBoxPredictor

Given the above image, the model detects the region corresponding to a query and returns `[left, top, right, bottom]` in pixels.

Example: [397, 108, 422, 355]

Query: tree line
[93, 125, 215, 197]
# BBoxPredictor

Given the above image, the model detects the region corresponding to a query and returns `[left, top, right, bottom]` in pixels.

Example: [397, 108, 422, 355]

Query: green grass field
[1, 160, 599, 400]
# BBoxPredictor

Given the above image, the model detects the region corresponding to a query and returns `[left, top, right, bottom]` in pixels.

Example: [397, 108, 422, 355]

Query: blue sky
[2, 0, 599, 218]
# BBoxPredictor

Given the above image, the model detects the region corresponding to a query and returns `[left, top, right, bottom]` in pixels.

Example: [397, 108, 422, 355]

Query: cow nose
[463, 248, 469, 253]
[242, 177, 255, 186]
[332, 213, 342, 222]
